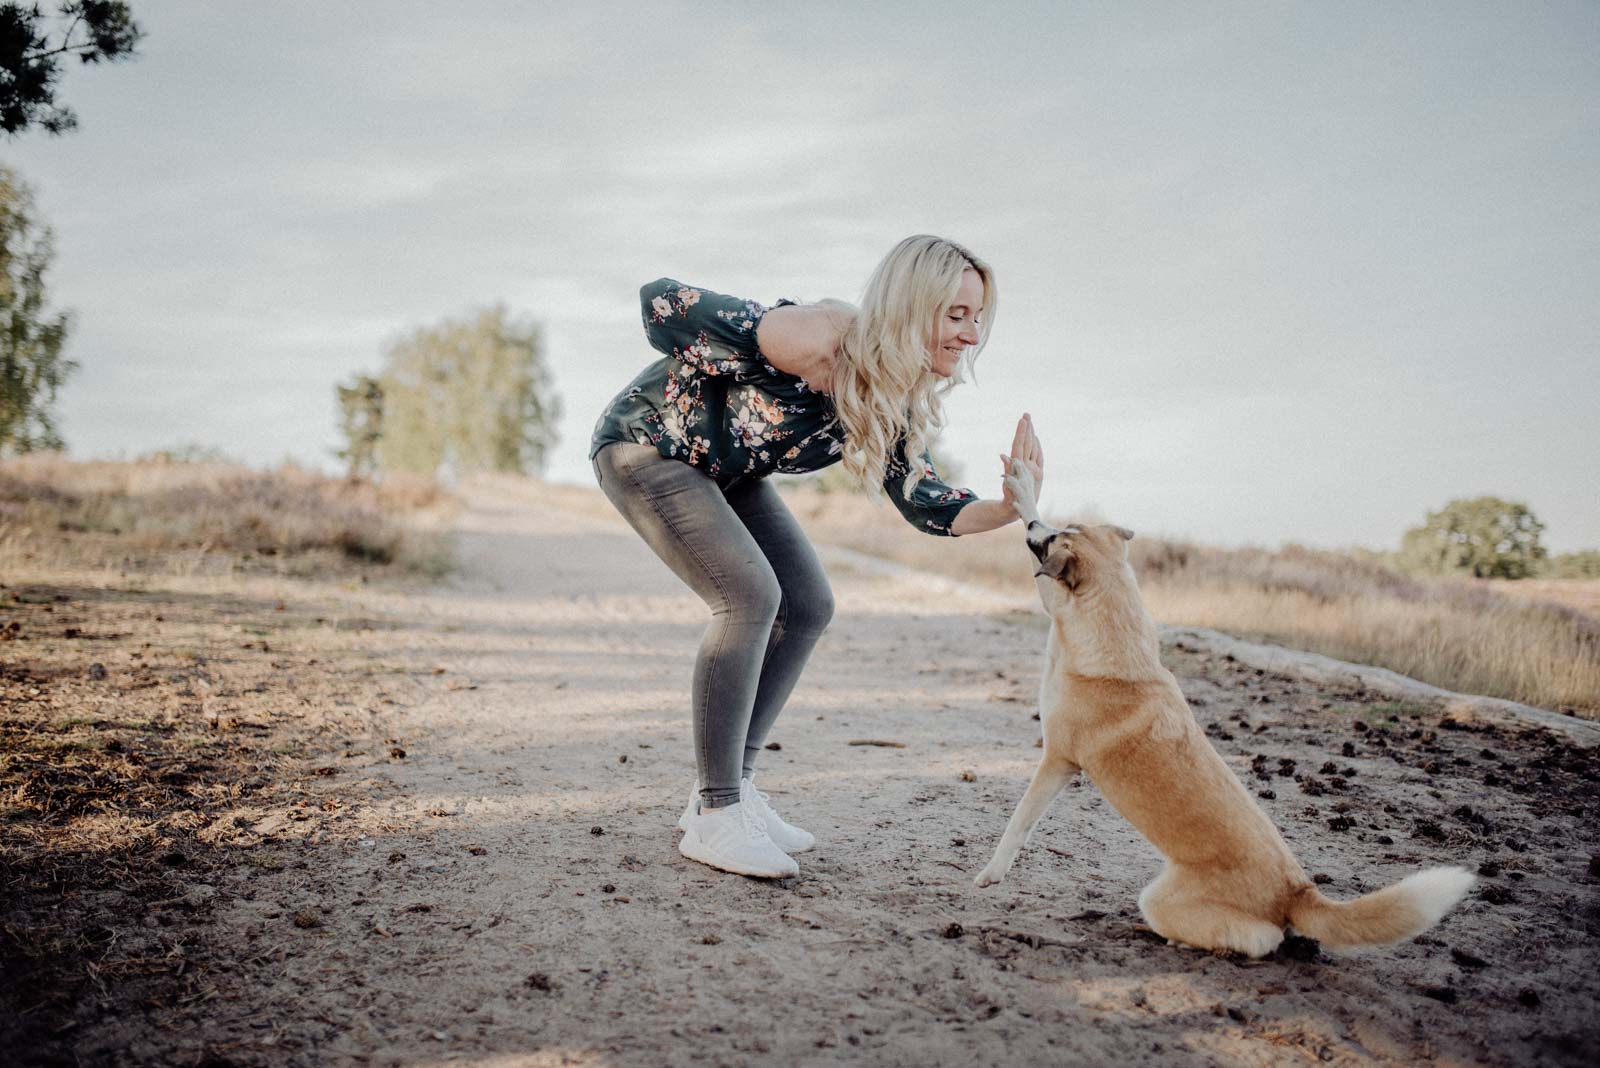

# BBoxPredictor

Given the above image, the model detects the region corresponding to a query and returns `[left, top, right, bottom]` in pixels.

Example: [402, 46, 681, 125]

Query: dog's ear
[1033, 539, 1079, 589]
[1113, 526, 1134, 541]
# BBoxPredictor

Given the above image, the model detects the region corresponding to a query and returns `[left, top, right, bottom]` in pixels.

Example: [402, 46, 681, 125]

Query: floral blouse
[589, 278, 978, 535]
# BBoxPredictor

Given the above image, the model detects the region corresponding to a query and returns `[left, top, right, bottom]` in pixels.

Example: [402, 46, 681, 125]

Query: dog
[973, 459, 1474, 957]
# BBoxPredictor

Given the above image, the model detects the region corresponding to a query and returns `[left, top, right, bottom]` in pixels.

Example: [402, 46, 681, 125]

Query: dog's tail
[1286, 867, 1475, 947]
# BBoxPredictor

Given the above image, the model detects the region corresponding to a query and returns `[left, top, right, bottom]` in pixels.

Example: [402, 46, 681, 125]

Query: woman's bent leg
[592, 443, 781, 809]
[724, 479, 835, 779]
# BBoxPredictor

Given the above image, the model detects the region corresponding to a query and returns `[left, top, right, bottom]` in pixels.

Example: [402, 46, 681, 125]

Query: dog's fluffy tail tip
[1289, 865, 1475, 947]
[1403, 865, 1476, 927]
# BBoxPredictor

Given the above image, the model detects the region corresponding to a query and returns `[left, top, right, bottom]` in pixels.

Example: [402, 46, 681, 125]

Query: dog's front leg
[1004, 457, 1042, 526]
[974, 755, 1080, 887]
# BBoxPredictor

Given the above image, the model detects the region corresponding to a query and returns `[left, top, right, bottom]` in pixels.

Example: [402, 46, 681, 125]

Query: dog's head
[1025, 520, 1135, 595]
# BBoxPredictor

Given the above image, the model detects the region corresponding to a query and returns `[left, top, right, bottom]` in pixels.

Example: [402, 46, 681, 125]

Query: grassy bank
[0, 452, 459, 580]
[771, 485, 1600, 719]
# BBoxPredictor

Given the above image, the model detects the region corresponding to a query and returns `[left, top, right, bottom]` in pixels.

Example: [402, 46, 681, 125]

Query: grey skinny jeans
[592, 441, 835, 809]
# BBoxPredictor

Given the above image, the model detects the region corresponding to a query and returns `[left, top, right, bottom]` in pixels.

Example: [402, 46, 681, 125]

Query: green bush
[1398, 496, 1546, 579]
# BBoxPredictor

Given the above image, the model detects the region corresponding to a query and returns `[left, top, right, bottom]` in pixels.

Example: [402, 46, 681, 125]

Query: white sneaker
[678, 777, 815, 853]
[678, 786, 798, 879]
[744, 776, 816, 853]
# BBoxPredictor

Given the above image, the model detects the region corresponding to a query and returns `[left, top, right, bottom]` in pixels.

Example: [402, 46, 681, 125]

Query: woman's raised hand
[998, 412, 1044, 520]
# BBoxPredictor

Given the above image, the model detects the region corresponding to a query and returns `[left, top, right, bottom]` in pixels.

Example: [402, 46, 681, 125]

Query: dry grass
[1483, 578, 1600, 619]
[0, 451, 459, 579]
[768, 485, 1600, 719]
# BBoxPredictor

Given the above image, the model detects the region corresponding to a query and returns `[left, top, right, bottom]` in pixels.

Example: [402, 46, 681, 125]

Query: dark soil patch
[0, 563, 423, 1065]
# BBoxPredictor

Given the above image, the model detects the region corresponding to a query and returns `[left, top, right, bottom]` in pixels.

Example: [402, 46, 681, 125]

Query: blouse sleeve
[640, 277, 769, 376]
[881, 436, 978, 536]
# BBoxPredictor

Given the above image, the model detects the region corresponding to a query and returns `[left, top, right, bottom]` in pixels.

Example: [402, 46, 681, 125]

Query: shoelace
[739, 783, 772, 840]
[741, 775, 771, 812]
[750, 787, 783, 826]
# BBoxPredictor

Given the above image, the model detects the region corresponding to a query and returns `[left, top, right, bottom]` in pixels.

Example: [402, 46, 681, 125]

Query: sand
[15, 475, 1599, 1066]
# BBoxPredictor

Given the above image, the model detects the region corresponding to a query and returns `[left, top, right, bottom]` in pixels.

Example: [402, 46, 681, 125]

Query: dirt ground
[4, 476, 1597, 1067]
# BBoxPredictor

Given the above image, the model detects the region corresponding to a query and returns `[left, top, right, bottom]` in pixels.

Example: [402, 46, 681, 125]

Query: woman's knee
[784, 582, 834, 635]
[713, 564, 783, 626]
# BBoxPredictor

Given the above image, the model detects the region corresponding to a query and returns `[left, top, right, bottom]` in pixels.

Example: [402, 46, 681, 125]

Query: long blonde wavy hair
[821, 235, 997, 499]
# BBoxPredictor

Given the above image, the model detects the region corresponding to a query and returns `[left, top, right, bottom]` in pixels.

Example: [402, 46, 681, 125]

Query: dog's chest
[1038, 629, 1070, 721]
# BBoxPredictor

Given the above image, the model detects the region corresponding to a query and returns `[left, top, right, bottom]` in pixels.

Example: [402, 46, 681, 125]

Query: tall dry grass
[0, 452, 458, 578]
[1481, 577, 1600, 619]
[773, 484, 1600, 719]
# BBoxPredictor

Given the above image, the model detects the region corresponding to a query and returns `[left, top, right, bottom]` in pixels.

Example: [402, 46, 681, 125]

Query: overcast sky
[9, 1, 1597, 551]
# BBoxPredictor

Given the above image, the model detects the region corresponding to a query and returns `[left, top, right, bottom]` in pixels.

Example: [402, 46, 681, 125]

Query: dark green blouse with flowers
[589, 278, 978, 535]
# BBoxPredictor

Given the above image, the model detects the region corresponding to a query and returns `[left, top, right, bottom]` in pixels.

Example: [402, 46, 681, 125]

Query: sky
[7, 1, 1598, 551]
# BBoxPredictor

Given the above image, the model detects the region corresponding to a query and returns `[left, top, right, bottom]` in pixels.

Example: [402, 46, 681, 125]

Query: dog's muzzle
[1025, 520, 1057, 569]
[1026, 520, 1081, 578]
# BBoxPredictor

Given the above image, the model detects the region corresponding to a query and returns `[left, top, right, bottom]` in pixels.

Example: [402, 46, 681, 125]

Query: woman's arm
[639, 278, 766, 372]
[949, 497, 1022, 535]
[755, 304, 842, 390]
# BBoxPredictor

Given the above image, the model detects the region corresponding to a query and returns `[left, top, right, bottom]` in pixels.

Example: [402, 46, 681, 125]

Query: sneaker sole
[678, 835, 797, 879]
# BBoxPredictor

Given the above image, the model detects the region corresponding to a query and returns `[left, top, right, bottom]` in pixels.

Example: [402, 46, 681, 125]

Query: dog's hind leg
[1139, 869, 1284, 958]
[974, 756, 1079, 887]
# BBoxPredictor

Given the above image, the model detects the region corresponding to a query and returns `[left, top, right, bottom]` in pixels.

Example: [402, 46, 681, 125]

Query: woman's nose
[958, 323, 979, 345]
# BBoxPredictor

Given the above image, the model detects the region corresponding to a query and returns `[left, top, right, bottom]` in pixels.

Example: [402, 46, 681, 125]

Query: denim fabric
[592, 441, 834, 809]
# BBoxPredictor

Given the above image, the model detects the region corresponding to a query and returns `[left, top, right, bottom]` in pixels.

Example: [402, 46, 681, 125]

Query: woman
[589, 234, 1044, 878]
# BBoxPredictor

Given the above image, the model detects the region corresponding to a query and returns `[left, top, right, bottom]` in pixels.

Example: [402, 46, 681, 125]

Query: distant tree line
[336, 306, 561, 484]
[1397, 496, 1598, 580]
[0, 156, 562, 477]
[1541, 550, 1600, 580]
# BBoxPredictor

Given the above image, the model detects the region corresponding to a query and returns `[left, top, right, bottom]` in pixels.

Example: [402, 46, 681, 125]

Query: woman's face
[929, 266, 985, 378]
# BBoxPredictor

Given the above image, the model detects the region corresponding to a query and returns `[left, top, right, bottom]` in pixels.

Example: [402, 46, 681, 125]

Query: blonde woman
[589, 235, 1045, 878]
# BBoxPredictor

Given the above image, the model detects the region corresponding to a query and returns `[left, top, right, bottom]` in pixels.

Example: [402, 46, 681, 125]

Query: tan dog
[974, 459, 1474, 957]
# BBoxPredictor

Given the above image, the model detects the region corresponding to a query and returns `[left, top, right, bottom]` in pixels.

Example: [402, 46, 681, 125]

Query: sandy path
[144, 477, 1595, 1067]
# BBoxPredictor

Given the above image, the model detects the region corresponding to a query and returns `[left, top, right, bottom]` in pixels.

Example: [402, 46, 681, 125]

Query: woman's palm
[999, 413, 1043, 513]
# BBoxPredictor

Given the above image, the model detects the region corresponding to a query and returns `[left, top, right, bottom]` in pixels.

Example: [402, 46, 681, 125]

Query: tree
[370, 305, 560, 482]
[1399, 496, 1547, 579]
[334, 373, 383, 480]
[1, 1, 143, 136]
[0, 164, 73, 455]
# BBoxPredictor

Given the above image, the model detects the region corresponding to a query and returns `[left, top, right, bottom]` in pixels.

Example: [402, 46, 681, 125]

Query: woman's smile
[931, 266, 985, 378]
